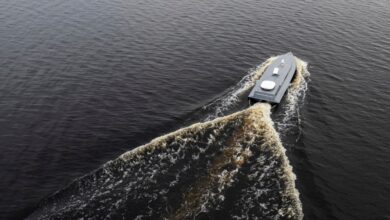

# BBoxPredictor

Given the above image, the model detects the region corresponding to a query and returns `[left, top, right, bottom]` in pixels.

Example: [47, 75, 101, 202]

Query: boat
[248, 52, 297, 105]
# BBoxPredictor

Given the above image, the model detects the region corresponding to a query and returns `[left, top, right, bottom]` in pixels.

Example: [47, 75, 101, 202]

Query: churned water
[1, 0, 389, 219]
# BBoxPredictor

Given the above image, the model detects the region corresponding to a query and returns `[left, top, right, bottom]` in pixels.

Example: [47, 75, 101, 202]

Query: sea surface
[1, 0, 390, 219]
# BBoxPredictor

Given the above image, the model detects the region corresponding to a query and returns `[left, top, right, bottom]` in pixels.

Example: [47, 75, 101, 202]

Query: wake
[28, 54, 310, 220]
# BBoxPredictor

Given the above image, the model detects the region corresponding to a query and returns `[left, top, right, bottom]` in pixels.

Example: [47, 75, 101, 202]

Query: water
[1, 0, 390, 219]
[26, 56, 308, 219]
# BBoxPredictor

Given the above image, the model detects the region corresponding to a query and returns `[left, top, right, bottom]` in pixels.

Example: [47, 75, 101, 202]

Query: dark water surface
[1, 0, 389, 219]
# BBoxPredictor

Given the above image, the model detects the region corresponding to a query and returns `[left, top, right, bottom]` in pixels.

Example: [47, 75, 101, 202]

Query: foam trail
[28, 104, 303, 220]
[275, 57, 310, 132]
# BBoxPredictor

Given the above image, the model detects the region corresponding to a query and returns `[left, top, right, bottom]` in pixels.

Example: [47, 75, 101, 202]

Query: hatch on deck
[260, 80, 276, 90]
[273, 67, 279, 75]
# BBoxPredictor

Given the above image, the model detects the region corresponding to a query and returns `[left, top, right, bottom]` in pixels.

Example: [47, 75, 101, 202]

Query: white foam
[276, 57, 310, 132]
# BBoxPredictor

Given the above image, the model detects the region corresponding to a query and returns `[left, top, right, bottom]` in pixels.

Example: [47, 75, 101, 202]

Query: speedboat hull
[248, 52, 296, 105]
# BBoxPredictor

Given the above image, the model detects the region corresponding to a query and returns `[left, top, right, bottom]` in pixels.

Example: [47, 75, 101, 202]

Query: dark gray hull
[248, 52, 296, 105]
